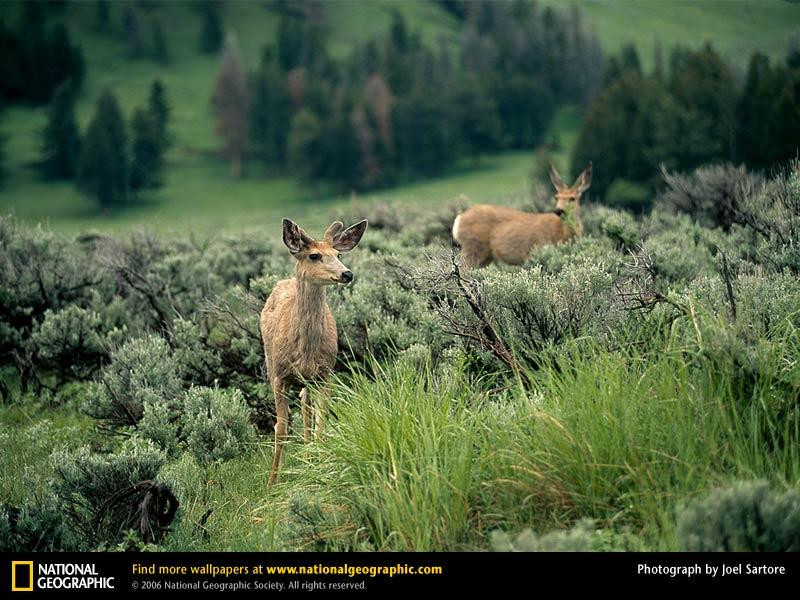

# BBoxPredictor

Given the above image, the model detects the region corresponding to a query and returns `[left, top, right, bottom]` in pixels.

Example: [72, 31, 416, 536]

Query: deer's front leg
[268, 379, 289, 486]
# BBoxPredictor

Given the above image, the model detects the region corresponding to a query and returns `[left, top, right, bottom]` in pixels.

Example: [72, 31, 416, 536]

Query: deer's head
[549, 161, 592, 218]
[282, 218, 368, 285]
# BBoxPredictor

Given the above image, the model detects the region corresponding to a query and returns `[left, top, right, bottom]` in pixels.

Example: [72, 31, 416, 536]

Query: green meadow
[2, 1, 798, 234]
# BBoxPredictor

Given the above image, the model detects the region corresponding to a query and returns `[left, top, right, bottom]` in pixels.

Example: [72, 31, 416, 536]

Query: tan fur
[261, 219, 367, 486]
[454, 162, 592, 267]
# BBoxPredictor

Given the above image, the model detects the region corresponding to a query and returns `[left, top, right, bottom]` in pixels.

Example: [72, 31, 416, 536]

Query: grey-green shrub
[84, 335, 183, 428]
[527, 234, 626, 277]
[657, 163, 764, 231]
[173, 284, 269, 413]
[0, 494, 78, 552]
[182, 386, 256, 464]
[490, 521, 598, 552]
[677, 481, 800, 551]
[0, 217, 107, 391]
[332, 248, 452, 363]
[484, 259, 617, 360]
[598, 210, 640, 251]
[28, 305, 107, 383]
[640, 227, 717, 284]
[50, 438, 172, 548]
[490, 521, 646, 552]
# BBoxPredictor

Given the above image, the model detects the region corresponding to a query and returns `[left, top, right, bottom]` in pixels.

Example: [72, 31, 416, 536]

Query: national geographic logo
[11, 562, 33, 592]
[11, 561, 115, 591]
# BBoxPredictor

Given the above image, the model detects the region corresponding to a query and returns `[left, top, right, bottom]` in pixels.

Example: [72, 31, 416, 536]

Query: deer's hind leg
[314, 384, 331, 441]
[300, 387, 312, 443]
[268, 378, 289, 486]
[458, 238, 491, 269]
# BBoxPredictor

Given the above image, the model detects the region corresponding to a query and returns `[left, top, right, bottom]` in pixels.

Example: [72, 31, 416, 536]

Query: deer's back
[455, 204, 575, 265]
[454, 204, 519, 244]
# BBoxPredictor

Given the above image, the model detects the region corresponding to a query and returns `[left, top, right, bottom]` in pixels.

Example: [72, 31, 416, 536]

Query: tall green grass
[4, 307, 797, 551]
[193, 314, 793, 551]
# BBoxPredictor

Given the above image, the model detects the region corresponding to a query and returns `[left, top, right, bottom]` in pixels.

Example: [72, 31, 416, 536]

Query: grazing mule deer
[261, 218, 368, 486]
[452, 162, 592, 267]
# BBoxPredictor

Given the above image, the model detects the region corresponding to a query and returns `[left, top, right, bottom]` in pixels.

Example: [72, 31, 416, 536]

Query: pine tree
[571, 71, 679, 196]
[94, 1, 110, 32]
[287, 108, 322, 183]
[20, 8, 48, 102]
[148, 79, 171, 151]
[492, 73, 554, 148]
[737, 53, 800, 169]
[199, 2, 223, 54]
[788, 33, 800, 70]
[0, 21, 24, 100]
[318, 100, 362, 191]
[76, 89, 128, 207]
[393, 91, 454, 178]
[620, 44, 642, 76]
[41, 80, 81, 179]
[212, 34, 250, 177]
[277, 15, 304, 72]
[250, 59, 292, 165]
[122, 4, 144, 58]
[389, 9, 409, 53]
[152, 18, 169, 65]
[668, 44, 735, 169]
[0, 112, 6, 187]
[0, 20, 84, 104]
[46, 25, 85, 100]
[453, 76, 502, 163]
[130, 107, 163, 191]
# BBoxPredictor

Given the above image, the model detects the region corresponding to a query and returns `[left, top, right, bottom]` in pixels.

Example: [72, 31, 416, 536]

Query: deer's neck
[292, 278, 329, 355]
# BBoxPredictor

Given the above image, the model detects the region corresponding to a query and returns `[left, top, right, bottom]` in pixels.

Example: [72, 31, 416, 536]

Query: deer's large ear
[282, 218, 313, 254]
[332, 219, 368, 252]
[549, 162, 566, 190]
[323, 221, 344, 242]
[573, 161, 592, 193]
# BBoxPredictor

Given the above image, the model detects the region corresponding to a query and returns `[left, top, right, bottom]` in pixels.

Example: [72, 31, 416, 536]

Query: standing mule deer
[261, 218, 368, 486]
[452, 161, 592, 267]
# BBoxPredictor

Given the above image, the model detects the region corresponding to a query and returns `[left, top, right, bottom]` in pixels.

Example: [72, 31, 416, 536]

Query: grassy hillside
[1, 0, 798, 234]
[547, 0, 800, 70]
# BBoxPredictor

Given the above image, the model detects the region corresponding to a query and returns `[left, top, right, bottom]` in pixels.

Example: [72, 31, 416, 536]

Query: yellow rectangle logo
[11, 561, 34, 592]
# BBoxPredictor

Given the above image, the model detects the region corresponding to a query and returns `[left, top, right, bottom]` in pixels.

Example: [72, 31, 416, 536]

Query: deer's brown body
[453, 162, 592, 267]
[261, 218, 367, 486]
[453, 206, 580, 266]
[260, 279, 338, 388]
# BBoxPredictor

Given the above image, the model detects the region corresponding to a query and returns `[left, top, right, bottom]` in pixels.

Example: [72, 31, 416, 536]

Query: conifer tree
[0, 115, 6, 187]
[737, 53, 800, 169]
[148, 79, 171, 151]
[212, 35, 250, 177]
[76, 89, 128, 207]
[250, 58, 292, 165]
[199, 2, 224, 54]
[130, 107, 163, 191]
[152, 18, 169, 65]
[41, 80, 81, 179]
[122, 3, 144, 58]
[94, 1, 110, 32]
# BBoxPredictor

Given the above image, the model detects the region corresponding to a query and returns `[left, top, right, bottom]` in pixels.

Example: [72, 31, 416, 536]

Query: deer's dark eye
[337, 253, 342, 259]
[309, 253, 322, 261]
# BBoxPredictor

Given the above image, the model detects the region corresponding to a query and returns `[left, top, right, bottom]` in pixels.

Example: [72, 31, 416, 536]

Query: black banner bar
[2, 552, 797, 594]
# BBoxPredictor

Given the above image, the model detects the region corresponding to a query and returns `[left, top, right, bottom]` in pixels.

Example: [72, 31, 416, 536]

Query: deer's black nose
[553, 208, 565, 216]
[341, 271, 353, 283]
